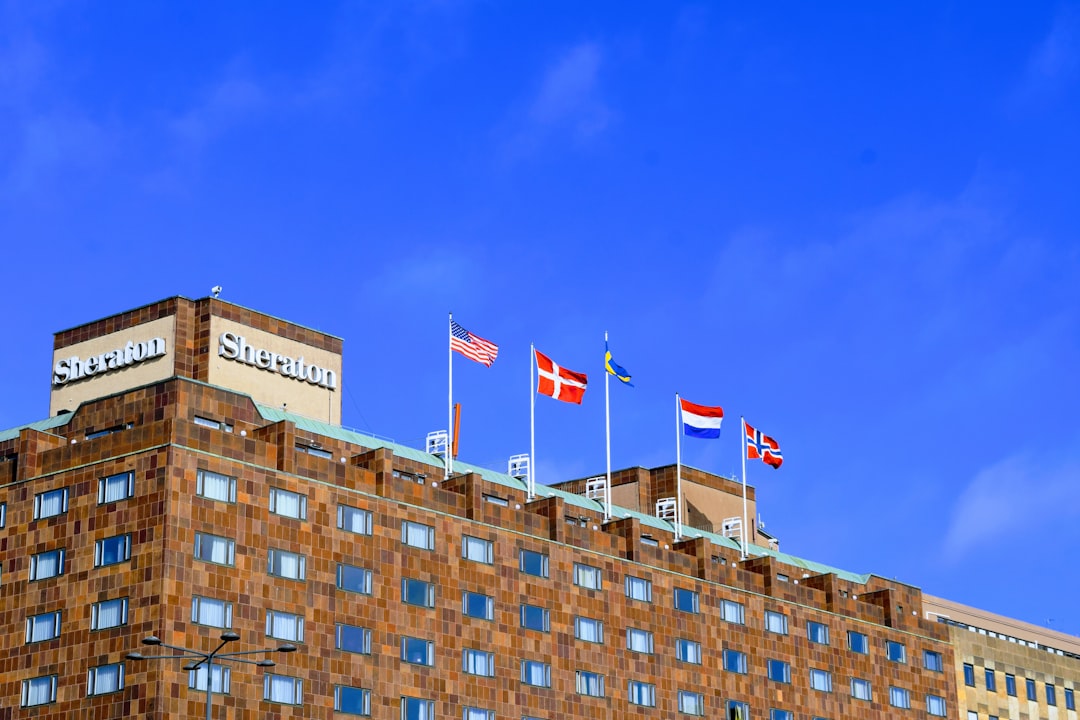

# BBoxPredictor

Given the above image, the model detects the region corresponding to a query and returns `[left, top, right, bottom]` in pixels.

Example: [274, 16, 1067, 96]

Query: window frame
[575, 670, 605, 698]
[807, 620, 830, 645]
[765, 610, 789, 635]
[401, 697, 435, 720]
[627, 679, 656, 707]
[678, 689, 705, 716]
[335, 624, 372, 655]
[847, 630, 869, 654]
[25, 610, 62, 643]
[809, 668, 832, 693]
[194, 532, 236, 566]
[886, 640, 906, 663]
[337, 563, 374, 595]
[266, 610, 305, 643]
[985, 668, 996, 692]
[33, 487, 69, 520]
[334, 685, 372, 716]
[1005, 673, 1017, 696]
[191, 595, 233, 629]
[87, 662, 125, 696]
[263, 673, 303, 705]
[337, 504, 373, 535]
[401, 520, 435, 550]
[926, 694, 947, 717]
[963, 663, 975, 687]
[29, 548, 66, 581]
[98, 471, 135, 504]
[94, 533, 132, 567]
[268, 487, 308, 521]
[401, 577, 436, 608]
[924, 649, 943, 672]
[189, 665, 231, 694]
[520, 659, 552, 688]
[91, 597, 129, 631]
[850, 677, 872, 701]
[626, 627, 654, 654]
[573, 562, 602, 590]
[889, 686, 911, 709]
[196, 469, 237, 503]
[721, 599, 745, 625]
[462, 590, 495, 621]
[463, 648, 495, 677]
[1026, 678, 1037, 701]
[767, 658, 791, 683]
[462, 535, 494, 564]
[676, 638, 702, 664]
[520, 603, 550, 632]
[574, 616, 604, 644]
[21, 675, 58, 707]
[267, 547, 307, 581]
[518, 548, 550, 578]
[722, 648, 748, 674]
[673, 587, 700, 614]
[401, 636, 435, 666]
[625, 575, 653, 602]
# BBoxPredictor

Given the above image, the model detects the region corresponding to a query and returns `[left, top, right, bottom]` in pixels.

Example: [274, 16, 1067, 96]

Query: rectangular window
[464, 708, 495, 720]
[576, 670, 605, 697]
[889, 687, 911, 709]
[519, 548, 549, 578]
[721, 599, 745, 624]
[1026, 678, 1037, 701]
[767, 659, 791, 683]
[886, 640, 906, 663]
[807, 620, 830, 645]
[95, 534, 132, 567]
[520, 660, 551, 688]
[463, 648, 495, 677]
[462, 535, 493, 564]
[269, 487, 307, 520]
[193, 415, 232, 431]
[87, 663, 124, 695]
[963, 663, 975, 686]
[924, 649, 943, 672]
[676, 638, 702, 664]
[483, 493, 509, 506]
[678, 690, 705, 716]
[268, 548, 306, 580]
[1047, 684, 1057, 706]
[21, 675, 58, 707]
[402, 520, 435, 550]
[765, 610, 789, 635]
[967, 713, 978, 720]
[264, 674, 303, 705]
[189, 665, 231, 694]
[927, 694, 947, 716]
[266, 610, 304, 643]
[33, 487, 69, 520]
[401, 697, 434, 720]
[462, 591, 494, 621]
[625, 575, 652, 602]
[335, 686, 372, 716]
[191, 596, 233, 628]
[520, 604, 550, 632]
[723, 648, 748, 674]
[674, 587, 700, 613]
[86, 423, 132, 440]
[337, 505, 373, 534]
[1065, 688, 1075, 710]
[401, 637, 435, 666]
[770, 711, 793, 720]
[848, 630, 868, 654]
[0, 501, 5, 528]
[335, 624, 372, 654]
[810, 668, 832, 692]
[296, 443, 332, 459]
[29, 548, 65, 581]
[98, 471, 134, 504]
[401, 578, 436, 608]
[1005, 674, 1016, 696]
[574, 616, 603, 644]
[196, 469, 237, 502]
[25, 611, 62, 643]
[573, 562, 602, 590]
[626, 627, 653, 654]
[628, 680, 656, 707]
[985, 668, 996, 692]
[91, 598, 128, 631]
[727, 701, 750, 720]
[851, 678, 871, 701]
[194, 533, 235, 566]
[337, 564, 373, 595]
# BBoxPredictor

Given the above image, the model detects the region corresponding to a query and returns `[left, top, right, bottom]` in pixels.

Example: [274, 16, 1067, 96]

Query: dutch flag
[680, 398, 724, 439]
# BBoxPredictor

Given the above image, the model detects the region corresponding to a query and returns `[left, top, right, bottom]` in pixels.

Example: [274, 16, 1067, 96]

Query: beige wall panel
[611, 481, 640, 512]
[207, 316, 342, 424]
[682, 480, 757, 542]
[49, 316, 176, 415]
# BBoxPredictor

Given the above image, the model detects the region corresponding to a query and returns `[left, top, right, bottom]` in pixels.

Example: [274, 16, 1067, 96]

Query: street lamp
[126, 632, 297, 720]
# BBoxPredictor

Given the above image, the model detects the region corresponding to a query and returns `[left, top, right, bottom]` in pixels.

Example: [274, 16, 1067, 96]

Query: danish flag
[745, 420, 783, 469]
[534, 349, 588, 404]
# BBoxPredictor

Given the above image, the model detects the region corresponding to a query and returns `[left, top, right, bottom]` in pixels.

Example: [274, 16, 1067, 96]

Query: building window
[86, 423, 132, 439]
[676, 638, 702, 664]
[850, 678, 871, 701]
[963, 663, 975, 686]
[402, 520, 435, 550]
[848, 630, 868, 654]
[807, 620, 829, 645]
[886, 640, 906, 663]
[625, 575, 652, 602]
[21, 675, 58, 707]
[87, 663, 124, 696]
[335, 624, 371, 654]
[1026, 678, 1036, 700]
[337, 563, 374, 595]
[29, 548, 65, 581]
[337, 505, 373, 534]
[626, 627, 653, 654]
[628, 680, 656, 707]
[462, 590, 494, 620]
[520, 604, 550, 632]
[519, 548, 549, 578]
[0, 501, 5, 528]
[296, 443, 331, 459]
[194, 533, 235, 566]
[91, 598, 128, 630]
[767, 659, 791, 683]
[770, 711, 793, 720]
[401, 637, 435, 666]
[26, 611, 62, 643]
[576, 670, 605, 697]
[924, 649, 943, 672]
[967, 713, 978, 720]
[264, 674, 303, 705]
[33, 487, 68, 520]
[723, 648, 748, 674]
[402, 578, 436, 608]
[674, 587, 700, 613]
[401, 697, 434, 720]
[483, 493, 509, 507]
[196, 469, 236, 503]
[193, 415, 232, 432]
[95, 534, 132, 567]
[98, 471, 134, 504]
[462, 535, 494, 564]
[464, 708, 495, 720]
[1005, 674, 1016, 696]
[189, 665, 230, 694]
[678, 690, 705, 716]
[266, 610, 304, 643]
[268, 548, 306, 580]
[721, 599, 745, 624]
[573, 562, 602, 590]
[765, 610, 789, 635]
[1065, 688, 1075, 710]
[1047, 684, 1057, 706]
[926, 694, 947, 716]
[520, 660, 551, 687]
[269, 487, 307, 520]
[809, 668, 832, 692]
[191, 596, 233, 628]
[889, 687, 911, 709]
[985, 669, 997, 692]
[574, 616, 604, 644]
[335, 686, 372, 716]
[463, 648, 495, 677]
[727, 700, 750, 719]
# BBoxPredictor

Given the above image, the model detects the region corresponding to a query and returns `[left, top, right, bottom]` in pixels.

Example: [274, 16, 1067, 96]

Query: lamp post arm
[217, 648, 281, 659]
[138, 652, 209, 662]
[217, 656, 275, 667]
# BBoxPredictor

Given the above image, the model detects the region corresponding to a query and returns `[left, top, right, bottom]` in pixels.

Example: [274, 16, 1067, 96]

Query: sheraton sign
[53, 338, 168, 385]
[218, 332, 337, 390]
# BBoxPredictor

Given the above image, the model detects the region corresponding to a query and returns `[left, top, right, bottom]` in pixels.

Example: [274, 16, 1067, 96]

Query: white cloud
[169, 66, 267, 150]
[1011, 5, 1079, 106]
[529, 42, 609, 137]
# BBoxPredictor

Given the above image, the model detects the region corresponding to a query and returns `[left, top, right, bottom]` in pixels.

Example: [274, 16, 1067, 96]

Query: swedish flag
[605, 342, 633, 386]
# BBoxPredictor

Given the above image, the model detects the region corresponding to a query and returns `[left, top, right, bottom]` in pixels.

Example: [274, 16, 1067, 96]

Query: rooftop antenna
[211, 285, 222, 298]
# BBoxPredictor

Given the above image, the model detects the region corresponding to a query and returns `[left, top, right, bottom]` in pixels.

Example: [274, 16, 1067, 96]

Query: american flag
[451, 320, 499, 367]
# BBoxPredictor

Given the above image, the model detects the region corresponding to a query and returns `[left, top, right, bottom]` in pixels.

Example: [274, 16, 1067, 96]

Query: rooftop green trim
[0, 413, 73, 443]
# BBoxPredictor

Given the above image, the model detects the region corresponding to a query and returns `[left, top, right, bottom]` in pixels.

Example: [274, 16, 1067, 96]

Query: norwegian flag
[745, 420, 783, 469]
[450, 320, 498, 366]
[534, 349, 588, 404]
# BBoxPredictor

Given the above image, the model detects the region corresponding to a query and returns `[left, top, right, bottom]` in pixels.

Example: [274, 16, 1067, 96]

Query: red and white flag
[534, 349, 588, 404]
[745, 420, 783, 469]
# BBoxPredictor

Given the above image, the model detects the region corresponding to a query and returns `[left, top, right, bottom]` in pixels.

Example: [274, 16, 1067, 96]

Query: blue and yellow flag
[605, 342, 633, 386]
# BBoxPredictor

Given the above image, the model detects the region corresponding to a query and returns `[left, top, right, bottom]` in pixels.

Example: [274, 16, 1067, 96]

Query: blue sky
[2, 2, 1079, 634]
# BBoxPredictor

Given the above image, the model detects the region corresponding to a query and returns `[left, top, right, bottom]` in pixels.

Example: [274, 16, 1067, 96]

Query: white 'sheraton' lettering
[218, 332, 337, 390]
[53, 338, 168, 386]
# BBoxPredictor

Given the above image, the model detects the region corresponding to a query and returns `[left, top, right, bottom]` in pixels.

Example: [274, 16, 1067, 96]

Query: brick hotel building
[0, 296, 1076, 719]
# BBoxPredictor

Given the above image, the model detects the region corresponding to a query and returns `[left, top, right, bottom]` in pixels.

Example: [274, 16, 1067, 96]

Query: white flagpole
[740, 416, 748, 559]
[447, 313, 453, 480]
[603, 332, 612, 522]
[529, 344, 536, 501]
[675, 393, 683, 541]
